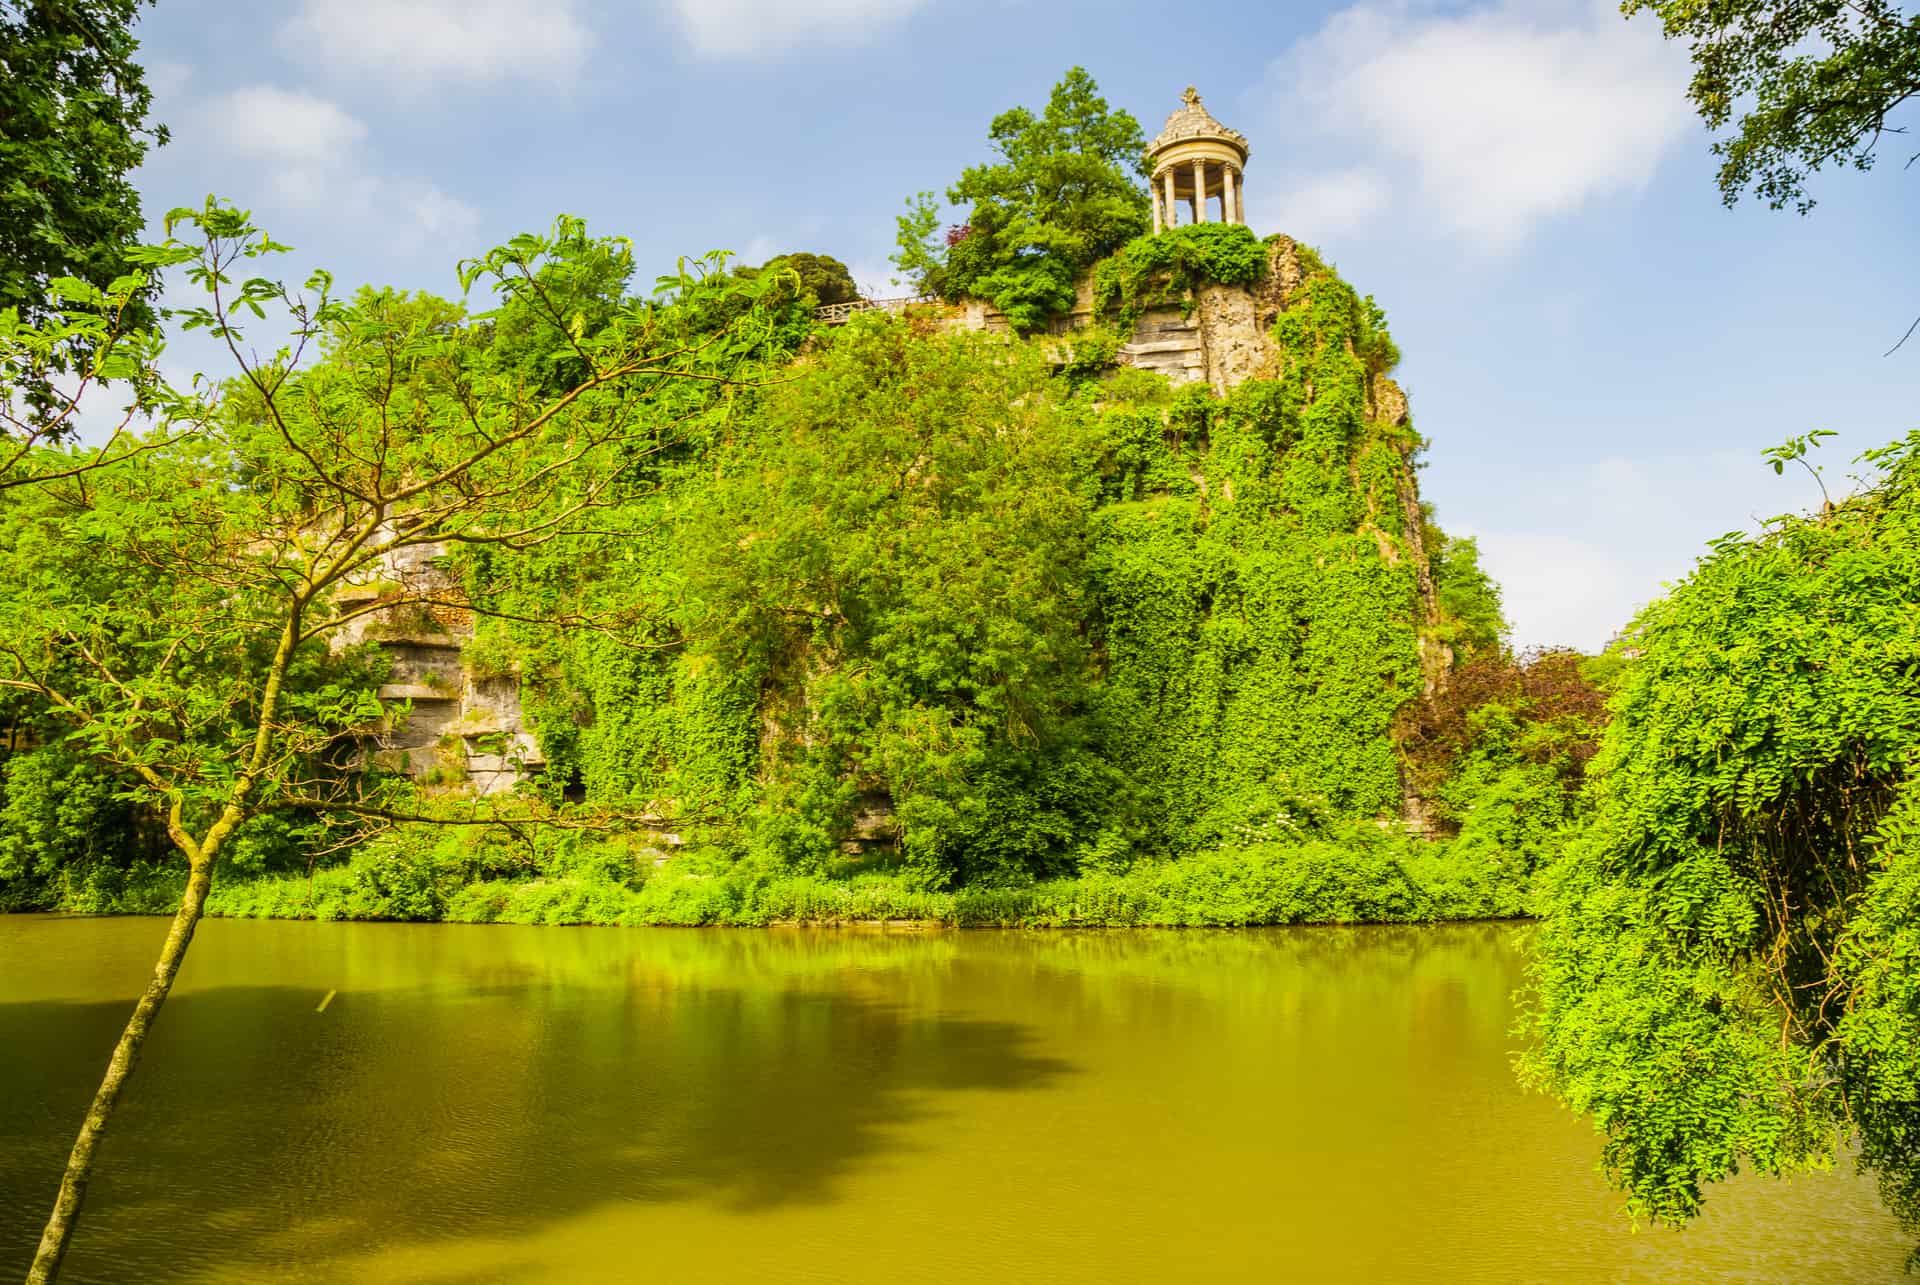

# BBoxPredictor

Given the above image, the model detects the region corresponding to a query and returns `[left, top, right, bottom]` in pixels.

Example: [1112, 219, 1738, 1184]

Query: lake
[1, 915, 1907, 1282]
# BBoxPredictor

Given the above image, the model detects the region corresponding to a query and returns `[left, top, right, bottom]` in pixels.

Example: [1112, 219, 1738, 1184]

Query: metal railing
[813, 295, 936, 324]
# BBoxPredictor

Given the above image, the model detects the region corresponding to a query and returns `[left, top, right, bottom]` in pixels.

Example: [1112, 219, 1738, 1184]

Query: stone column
[1151, 184, 1162, 234]
[1192, 158, 1208, 223]
[1223, 166, 1238, 225]
[1162, 169, 1177, 229]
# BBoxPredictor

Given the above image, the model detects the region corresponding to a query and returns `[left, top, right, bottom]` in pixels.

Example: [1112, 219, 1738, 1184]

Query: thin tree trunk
[27, 860, 213, 1284]
[28, 616, 294, 1282]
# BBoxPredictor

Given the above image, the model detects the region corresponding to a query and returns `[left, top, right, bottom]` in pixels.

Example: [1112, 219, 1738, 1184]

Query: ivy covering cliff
[0, 211, 1587, 921]
[413, 237, 1570, 913]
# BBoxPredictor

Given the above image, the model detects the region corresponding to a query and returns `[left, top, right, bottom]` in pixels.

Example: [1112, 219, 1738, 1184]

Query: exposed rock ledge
[934, 237, 1403, 400]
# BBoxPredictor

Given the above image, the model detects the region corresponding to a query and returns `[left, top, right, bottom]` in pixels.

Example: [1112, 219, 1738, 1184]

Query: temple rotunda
[1147, 87, 1249, 231]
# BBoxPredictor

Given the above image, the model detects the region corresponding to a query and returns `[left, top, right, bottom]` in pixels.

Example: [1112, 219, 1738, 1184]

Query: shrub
[1091, 223, 1267, 329]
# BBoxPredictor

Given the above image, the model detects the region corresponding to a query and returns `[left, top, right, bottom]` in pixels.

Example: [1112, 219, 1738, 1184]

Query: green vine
[1091, 223, 1267, 332]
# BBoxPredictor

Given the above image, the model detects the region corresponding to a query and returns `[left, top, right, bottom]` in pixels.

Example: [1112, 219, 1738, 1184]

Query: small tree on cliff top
[1, 201, 775, 1282]
[894, 67, 1150, 330]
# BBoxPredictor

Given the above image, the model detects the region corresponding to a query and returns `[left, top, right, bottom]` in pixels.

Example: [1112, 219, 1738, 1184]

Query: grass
[193, 835, 1526, 929]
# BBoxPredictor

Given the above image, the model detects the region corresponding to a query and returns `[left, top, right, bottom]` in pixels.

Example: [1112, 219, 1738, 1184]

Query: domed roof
[1147, 87, 1249, 162]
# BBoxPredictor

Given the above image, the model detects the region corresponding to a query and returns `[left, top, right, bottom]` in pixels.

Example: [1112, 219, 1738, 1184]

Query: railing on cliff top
[813, 295, 936, 325]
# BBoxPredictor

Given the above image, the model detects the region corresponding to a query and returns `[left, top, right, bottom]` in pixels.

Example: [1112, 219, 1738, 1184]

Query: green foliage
[0, 201, 785, 917]
[961, 250, 1078, 334]
[891, 192, 944, 296]
[754, 251, 859, 306]
[0, 0, 166, 408]
[379, 233, 1501, 902]
[1088, 261, 1425, 847]
[1091, 223, 1267, 328]
[895, 67, 1150, 330]
[3, 184, 1545, 939]
[1522, 428, 1920, 1260]
[0, 747, 172, 910]
[709, 250, 863, 346]
[200, 817, 1514, 928]
[1399, 650, 1608, 917]
[1762, 426, 1838, 508]
[1429, 532, 1508, 658]
[674, 318, 1106, 886]
[1, 244, 202, 486]
[1624, 0, 1920, 213]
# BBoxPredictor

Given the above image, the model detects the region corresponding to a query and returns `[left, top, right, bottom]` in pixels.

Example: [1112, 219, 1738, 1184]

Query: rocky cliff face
[372, 238, 1438, 812]
[941, 239, 1409, 402]
[333, 537, 542, 796]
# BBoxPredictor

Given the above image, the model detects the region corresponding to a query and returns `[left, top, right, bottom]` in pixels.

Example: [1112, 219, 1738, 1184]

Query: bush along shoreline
[30, 817, 1538, 930]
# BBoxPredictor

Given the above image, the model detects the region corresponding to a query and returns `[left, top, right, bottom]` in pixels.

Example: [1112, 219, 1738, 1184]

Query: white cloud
[389, 183, 484, 246]
[201, 87, 478, 250]
[1263, 0, 1691, 251]
[280, 0, 588, 88]
[845, 257, 903, 298]
[209, 86, 367, 200]
[1467, 529, 1650, 652]
[1454, 448, 1835, 652]
[1256, 168, 1391, 241]
[666, 0, 933, 58]
[145, 59, 193, 104]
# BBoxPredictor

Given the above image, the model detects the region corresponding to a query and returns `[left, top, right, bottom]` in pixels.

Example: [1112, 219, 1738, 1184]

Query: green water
[0, 916, 1906, 1283]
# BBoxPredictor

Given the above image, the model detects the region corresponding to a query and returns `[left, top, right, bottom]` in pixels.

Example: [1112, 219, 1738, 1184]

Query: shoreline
[6, 837, 1538, 930]
[9, 905, 1535, 932]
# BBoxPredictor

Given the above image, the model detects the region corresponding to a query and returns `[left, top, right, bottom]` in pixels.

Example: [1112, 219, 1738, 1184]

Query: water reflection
[0, 917, 1906, 1283]
[1, 924, 1068, 1281]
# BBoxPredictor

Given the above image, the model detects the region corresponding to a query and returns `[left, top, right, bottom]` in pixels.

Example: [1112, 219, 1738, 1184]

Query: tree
[2, 201, 773, 1281]
[1, 0, 166, 409]
[759, 251, 859, 306]
[674, 317, 1114, 884]
[1624, 0, 1920, 214]
[1521, 430, 1920, 1264]
[2, 253, 203, 489]
[1428, 531, 1507, 660]
[894, 67, 1150, 331]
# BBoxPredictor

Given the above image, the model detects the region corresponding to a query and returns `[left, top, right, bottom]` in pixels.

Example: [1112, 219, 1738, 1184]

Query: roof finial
[1182, 85, 1201, 108]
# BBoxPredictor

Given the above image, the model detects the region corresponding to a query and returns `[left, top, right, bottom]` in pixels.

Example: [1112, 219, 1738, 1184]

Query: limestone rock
[1195, 283, 1277, 392]
[1371, 375, 1409, 427]
[333, 533, 544, 796]
[1256, 237, 1307, 328]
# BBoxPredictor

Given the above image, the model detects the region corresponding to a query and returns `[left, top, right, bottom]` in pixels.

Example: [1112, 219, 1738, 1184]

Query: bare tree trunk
[27, 860, 213, 1284]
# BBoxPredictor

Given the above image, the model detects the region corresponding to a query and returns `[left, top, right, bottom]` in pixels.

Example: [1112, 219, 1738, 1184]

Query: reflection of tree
[0, 964, 1067, 1278]
[1, 921, 1551, 1279]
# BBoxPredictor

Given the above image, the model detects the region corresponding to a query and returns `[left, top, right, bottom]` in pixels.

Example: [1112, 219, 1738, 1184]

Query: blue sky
[123, 0, 1918, 651]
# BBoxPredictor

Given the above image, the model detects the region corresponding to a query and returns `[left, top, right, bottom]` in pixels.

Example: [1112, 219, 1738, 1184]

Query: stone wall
[333, 536, 542, 796]
[938, 239, 1328, 395]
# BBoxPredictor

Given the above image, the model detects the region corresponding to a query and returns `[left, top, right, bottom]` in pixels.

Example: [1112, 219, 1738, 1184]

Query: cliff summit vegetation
[895, 67, 1152, 330]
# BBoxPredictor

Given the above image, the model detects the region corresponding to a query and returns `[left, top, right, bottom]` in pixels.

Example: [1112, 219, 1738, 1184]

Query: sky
[120, 0, 1918, 652]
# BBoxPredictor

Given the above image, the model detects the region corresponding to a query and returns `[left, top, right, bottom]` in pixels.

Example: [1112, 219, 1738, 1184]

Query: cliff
[357, 236, 1451, 869]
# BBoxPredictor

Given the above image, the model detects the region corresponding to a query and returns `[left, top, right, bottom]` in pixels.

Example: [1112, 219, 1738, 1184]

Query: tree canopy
[2, 201, 782, 1279]
[1, 0, 165, 401]
[1625, 0, 1920, 213]
[1523, 428, 1920, 1264]
[894, 67, 1150, 330]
